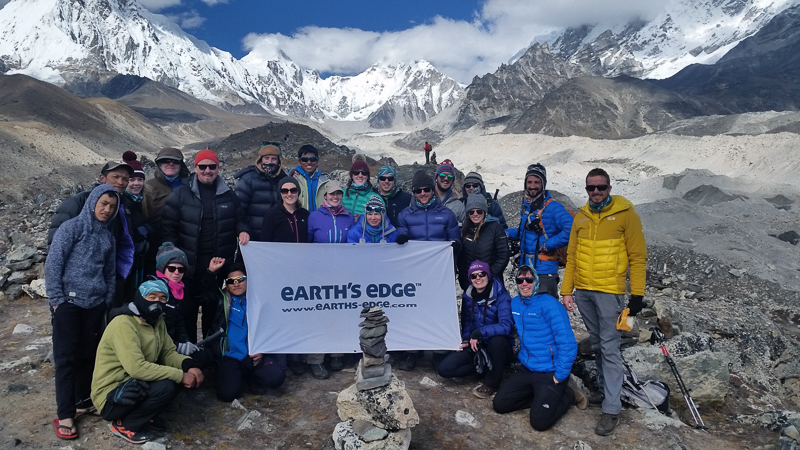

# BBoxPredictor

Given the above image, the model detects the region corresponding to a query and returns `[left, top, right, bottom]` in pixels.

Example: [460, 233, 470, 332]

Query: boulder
[12, 324, 34, 335]
[22, 279, 46, 299]
[332, 420, 411, 450]
[7, 244, 36, 263]
[337, 375, 419, 431]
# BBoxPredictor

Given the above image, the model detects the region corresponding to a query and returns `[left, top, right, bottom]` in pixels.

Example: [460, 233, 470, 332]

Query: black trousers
[101, 379, 177, 431]
[182, 255, 219, 343]
[51, 301, 106, 419]
[216, 355, 285, 402]
[537, 273, 560, 298]
[493, 368, 574, 431]
[437, 335, 511, 389]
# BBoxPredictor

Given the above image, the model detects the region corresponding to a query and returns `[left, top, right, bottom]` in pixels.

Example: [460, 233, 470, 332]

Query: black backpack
[621, 361, 670, 413]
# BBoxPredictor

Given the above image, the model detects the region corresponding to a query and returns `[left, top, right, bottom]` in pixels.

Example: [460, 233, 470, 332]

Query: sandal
[52, 418, 78, 440]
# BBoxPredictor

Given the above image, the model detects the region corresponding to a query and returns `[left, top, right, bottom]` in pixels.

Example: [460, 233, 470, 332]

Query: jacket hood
[81, 184, 120, 228]
[514, 265, 540, 301]
[189, 173, 231, 197]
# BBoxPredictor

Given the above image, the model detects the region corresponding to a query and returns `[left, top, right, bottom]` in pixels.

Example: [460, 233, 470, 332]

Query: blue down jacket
[461, 277, 513, 343]
[511, 292, 577, 381]
[396, 199, 461, 248]
[307, 206, 354, 243]
[506, 191, 573, 275]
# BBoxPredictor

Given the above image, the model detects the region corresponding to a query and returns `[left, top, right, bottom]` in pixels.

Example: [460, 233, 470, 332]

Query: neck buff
[365, 219, 384, 238]
[156, 270, 184, 300]
[525, 191, 545, 211]
[350, 182, 369, 190]
[589, 195, 613, 212]
[324, 201, 344, 215]
[415, 196, 436, 209]
[125, 190, 143, 203]
[132, 293, 164, 326]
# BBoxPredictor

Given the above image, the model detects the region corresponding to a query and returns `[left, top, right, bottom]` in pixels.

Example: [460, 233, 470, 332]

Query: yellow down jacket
[560, 195, 647, 296]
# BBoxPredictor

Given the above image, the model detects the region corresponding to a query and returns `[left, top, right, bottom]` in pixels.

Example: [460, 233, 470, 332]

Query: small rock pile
[333, 307, 419, 449]
[1, 240, 47, 302]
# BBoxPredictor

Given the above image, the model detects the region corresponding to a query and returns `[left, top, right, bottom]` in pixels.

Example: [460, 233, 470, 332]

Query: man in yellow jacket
[561, 168, 647, 437]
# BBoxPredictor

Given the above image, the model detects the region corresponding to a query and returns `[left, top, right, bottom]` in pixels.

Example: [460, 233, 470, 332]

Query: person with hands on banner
[348, 193, 398, 244]
[437, 260, 513, 399]
[212, 263, 286, 402]
[457, 193, 510, 290]
[260, 177, 309, 244]
[91, 280, 203, 444]
[492, 265, 581, 431]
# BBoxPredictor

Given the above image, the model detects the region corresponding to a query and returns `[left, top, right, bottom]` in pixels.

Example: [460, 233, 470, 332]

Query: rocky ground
[1, 144, 799, 449]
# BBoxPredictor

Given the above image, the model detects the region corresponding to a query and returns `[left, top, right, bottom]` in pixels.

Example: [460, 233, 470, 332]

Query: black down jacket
[457, 217, 510, 290]
[161, 175, 243, 277]
[234, 165, 289, 239]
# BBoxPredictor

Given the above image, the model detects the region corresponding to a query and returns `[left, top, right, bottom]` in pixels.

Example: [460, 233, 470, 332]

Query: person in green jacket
[91, 280, 204, 444]
[342, 154, 373, 217]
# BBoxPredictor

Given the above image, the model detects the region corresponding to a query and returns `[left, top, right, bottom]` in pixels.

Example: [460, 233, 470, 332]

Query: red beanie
[194, 149, 219, 166]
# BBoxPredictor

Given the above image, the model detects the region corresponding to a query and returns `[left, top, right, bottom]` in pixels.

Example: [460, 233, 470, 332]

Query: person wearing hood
[348, 194, 398, 244]
[161, 149, 244, 342]
[235, 142, 290, 240]
[91, 280, 204, 445]
[342, 155, 374, 216]
[308, 180, 354, 244]
[460, 171, 507, 228]
[434, 159, 466, 227]
[290, 144, 329, 212]
[492, 265, 584, 432]
[505, 163, 574, 298]
[438, 261, 513, 399]
[373, 165, 411, 227]
[260, 177, 310, 243]
[457, 194, 510, 290]
[45, 184, 120, 440]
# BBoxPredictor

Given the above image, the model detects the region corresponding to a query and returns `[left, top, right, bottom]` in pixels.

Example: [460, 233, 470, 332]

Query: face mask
[133, 294, 165, 325]
[262, 162, 280, 176]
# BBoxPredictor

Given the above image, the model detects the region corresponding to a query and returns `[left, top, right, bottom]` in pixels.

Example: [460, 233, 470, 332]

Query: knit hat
[468, 260, 492, 281]
[463, 171, 483, 187]
[194, 149, 219, 166]
[350, 154, 370, 176]
[364, 194, 385, 215]
[411, 170, 434, 190]
[279, 177, 300, 191]
[297, 144, 318, 158]
[154, 147, 184, 163]
[436, 159, 455, 177]
[122, 151, 145, 179]
[155, 242, 188, 274]
[258, 142, 282, 161]
[324, 180, 343, 195]
[138, 279, 169, 298]
[377, 166, 396, 178]
[525, 163, 547, 188]
[465, 193, 487, 213]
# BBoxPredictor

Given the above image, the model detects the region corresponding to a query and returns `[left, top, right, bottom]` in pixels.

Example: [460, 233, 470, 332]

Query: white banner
[240, 241, 461, 354]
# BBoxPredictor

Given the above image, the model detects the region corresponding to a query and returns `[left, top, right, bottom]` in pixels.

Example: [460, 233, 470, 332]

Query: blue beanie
[377, 166, 396, 178]
[139, 280, 169, 298]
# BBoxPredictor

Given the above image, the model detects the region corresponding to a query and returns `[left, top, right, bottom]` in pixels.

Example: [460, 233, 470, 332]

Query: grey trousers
[574, 289, 625, 415]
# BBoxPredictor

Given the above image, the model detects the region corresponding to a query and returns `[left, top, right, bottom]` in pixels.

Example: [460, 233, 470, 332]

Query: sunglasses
[197, 164, 217, 171]
[413, 187, 433, 194]
[464, 183, 480, 189]
[280, 188, 299, 194]
[300, 156, 318, 163]
[438, 173, 454, 179]
[165, 265, 186, 274]
[468, 209, 484, 216]
[585, 184, 609, 192]
[365, 206, 384, 213]
[470, 271, 488, 280]
[515, 277, 535, 285]
[352, 170, 369, 176]
[160, 160, 180, 166]
[225, 275, 247, 285]
[378, 176, 395, 182]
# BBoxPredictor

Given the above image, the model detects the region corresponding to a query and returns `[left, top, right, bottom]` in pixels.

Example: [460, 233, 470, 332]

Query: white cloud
[242, 0, 670, 83]
[166, 10, 206, 29]
[200, 0, 229, 5]
[137, 0, 182, 11]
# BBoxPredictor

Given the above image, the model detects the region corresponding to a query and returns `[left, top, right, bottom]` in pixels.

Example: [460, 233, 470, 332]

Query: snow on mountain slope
[0, 0, 462, 126]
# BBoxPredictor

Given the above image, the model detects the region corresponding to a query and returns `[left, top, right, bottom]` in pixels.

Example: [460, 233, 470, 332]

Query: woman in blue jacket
[347, 194, 397, 243]
[308, 180, 353, 244]
[438, 260, 513, 399]
[492, 265, 583, 431]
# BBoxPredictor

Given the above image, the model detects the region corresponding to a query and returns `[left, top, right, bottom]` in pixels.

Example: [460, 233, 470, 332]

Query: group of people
[44, 139, 646, 443]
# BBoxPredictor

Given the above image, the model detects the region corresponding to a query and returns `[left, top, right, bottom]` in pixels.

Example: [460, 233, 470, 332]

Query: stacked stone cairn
[333, 307, 419, 450]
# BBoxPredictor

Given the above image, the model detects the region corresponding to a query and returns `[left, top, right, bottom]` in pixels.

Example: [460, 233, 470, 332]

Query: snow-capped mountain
[0, 0, 463, 127]
[535, 0, 799, 79]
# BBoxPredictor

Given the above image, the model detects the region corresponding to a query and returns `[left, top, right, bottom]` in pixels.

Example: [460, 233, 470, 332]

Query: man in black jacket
[161, 150, 245, 342]
[374, 165, 411, 227]
[234, 142, 289, 242]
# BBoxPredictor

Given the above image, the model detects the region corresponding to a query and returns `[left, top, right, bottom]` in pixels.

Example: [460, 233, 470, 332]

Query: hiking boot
[568, 377, 588, 410]
[109, 419, 148, 444]
[288, 360, 305, 376]
[397, 353, 418, 371]
[309, 363, 330, 380]
[431, 352, 446, 370]
[595, 413, 620, 436]
[472, 384, 496, 399]
[146, 416, 167, 432]
[586, 391, 605, 406]
[329, 356, 345, 372]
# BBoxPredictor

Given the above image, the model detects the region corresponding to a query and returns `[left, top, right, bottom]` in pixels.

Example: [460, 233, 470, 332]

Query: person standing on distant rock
[457, 194, 510, 290]
[434, 160, 466, 227]
[161, 149, 244, 342]
[560, 167, 647, 436]
[234, 142, 289, 242]
[424, 141, 432, 165]
[506, 163, 573, 298]
[342, 154, 375, 218]
[373, 165, 412, 227]
[46, 184, 120, 441]
[461, 171, 507, 228]
[493, 264, 584, 430]
[290, 144, 329, 212]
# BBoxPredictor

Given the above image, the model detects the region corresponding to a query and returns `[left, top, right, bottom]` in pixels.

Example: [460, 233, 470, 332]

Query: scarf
[589, 195, 612, 212]
[124, 190, 143, 203]
[379, 185, 398, 199]
[323, 201, 344, 215]
[156, 270, 184, 300]
[164, 174, 182, 190]
[414, 196, 436, 209]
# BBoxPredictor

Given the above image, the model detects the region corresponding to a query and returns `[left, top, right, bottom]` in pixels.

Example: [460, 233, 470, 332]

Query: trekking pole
[649, 327, 707, 430]
[197, 328, 224, 348]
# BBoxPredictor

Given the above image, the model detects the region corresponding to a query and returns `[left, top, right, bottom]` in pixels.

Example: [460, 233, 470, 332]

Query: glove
[396, 235, 409, 245]
[627, 295, 644, 316]
[177, 342, 200, 355]
[469, 328, 482, 341]
[107, 379, 149, 406]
